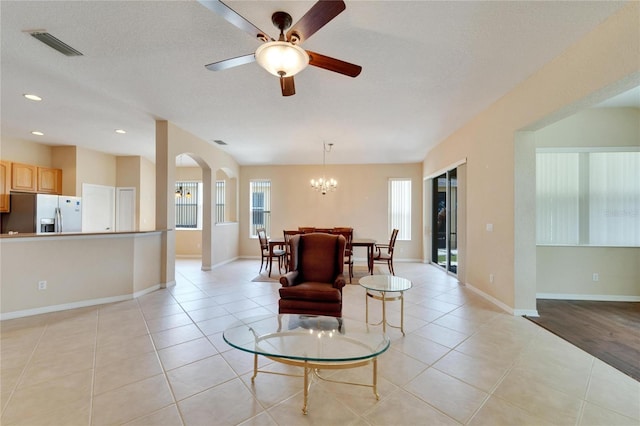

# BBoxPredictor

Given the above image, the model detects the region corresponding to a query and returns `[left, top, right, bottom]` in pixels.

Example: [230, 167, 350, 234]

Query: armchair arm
[279, 270, 299, 287]
[333, 274, 346, 290]
[374, 243, 389, 255]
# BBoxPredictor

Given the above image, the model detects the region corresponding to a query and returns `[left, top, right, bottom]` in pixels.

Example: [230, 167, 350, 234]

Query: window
[250, 180, 271, 237]
[389, 178, 411, 240]
[536, 148, 639, 246]
[175, 181, 202, 229]
[216, 180, 225, 223]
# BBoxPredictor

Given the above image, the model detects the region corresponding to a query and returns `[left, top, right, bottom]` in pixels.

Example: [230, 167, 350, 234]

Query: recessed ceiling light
[115, 129, 126, 134]
[31, 131, 44, 136]
[24, 94, 42, 101]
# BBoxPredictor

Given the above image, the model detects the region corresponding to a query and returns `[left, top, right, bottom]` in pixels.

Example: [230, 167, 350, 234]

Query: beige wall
[176, 230, 202, 256]
[535, 107, 639, 148]
[0, 137, 53, 167]
[239, 163, 423, 261]
[76, 146, 116, 194]
[537, 247, 639, 298]
[139, 157, 156, 231]
[176, 166, 202, 181]
[423, 3, 639, 312]
[52, 146, 77, 195]
[533, 107, 639, 299]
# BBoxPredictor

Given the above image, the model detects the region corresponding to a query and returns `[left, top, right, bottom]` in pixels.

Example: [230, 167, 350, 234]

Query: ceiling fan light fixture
[255, 41, 309, 77]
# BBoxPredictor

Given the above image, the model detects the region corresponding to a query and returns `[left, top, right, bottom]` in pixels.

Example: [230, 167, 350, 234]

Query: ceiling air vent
[212, 140, 227, 145]
[28, 31, 83, 56]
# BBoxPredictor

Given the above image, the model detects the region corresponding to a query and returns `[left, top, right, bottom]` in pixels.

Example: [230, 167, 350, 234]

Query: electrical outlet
[38, 280, 47, 290]
[489, 273, 494, 283]
[592, 273, 599, 282]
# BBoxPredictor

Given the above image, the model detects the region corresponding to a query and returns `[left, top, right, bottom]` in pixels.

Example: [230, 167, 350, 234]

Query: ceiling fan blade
[307, 51, 362, 77]
[286, 0, 346, 44]
[205, 54, 256, 71]
[280, 76, 296, 96]
[198, 0, 272, 41]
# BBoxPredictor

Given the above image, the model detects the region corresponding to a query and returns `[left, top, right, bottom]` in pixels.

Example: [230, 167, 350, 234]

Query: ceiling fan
[198, 0, 362, 96]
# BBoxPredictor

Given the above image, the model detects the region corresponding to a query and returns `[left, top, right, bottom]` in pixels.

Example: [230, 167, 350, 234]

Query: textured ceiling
[0, 1, 631, 166]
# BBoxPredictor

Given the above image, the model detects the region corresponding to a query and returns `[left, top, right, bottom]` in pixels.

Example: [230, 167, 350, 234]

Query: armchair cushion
[279, 281, 342, 302]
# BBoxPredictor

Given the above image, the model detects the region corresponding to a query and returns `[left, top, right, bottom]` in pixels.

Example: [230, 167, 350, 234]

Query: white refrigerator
[2, 193, 82, 234]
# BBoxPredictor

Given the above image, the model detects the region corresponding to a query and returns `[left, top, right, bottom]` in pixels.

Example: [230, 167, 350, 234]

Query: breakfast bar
[0, 230, 164, 320]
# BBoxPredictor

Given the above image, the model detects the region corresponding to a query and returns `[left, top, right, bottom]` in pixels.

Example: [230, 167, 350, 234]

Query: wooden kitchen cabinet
[11, 162, 37, 192]
[37, 167, 62, 194]
[0, 161, 10, 212]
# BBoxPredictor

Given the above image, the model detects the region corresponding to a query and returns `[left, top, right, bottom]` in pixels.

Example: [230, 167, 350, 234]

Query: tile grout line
[0, 321, 48, 419]
[87, 308, 99, 426]
[120, 294, 184, 426]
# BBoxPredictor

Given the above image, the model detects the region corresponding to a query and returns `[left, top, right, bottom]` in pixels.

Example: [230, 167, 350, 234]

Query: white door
[116, 187, 136, 232]
[82, 183, 115, 232]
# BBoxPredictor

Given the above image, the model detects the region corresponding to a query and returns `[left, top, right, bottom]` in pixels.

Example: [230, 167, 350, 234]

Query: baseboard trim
[1, 294, 132, 321]
[1, 285, 163, 321]
[462, 283, 540, 317]
[536, 293, 640, 302]
[134, 284, 161, 298]
[515, 309, 540, 317]
[464, 282, 515, 315]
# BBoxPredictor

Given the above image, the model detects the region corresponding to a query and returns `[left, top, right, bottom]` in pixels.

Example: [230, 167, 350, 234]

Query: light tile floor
[1, 259, 639, 425]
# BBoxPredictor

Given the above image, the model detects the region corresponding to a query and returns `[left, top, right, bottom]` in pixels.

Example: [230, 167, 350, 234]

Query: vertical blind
[536, 153, 580, 244]
[389, 179, 411, 240]
[216, 180, 225, 223]
[250, 180, 271, 237]
[536, 149, 639, 246]
[589, 152, 640, 246]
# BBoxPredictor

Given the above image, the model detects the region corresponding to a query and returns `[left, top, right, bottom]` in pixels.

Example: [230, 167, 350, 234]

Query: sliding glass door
[432, 169, 458, 274]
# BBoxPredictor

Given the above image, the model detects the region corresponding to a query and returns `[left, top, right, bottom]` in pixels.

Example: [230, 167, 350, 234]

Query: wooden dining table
[352, 238, 376, 274]
[269, 235, 377, 276]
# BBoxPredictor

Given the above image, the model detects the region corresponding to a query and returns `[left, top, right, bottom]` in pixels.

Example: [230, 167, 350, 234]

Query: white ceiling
[0, 0, 631, 166]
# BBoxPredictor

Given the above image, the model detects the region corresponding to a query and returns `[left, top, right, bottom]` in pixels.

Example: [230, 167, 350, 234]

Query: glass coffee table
[223, 314, 390, 414]
[359, 275, 413, 335]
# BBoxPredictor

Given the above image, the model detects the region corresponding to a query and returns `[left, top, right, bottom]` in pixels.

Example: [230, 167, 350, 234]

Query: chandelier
[175, 186, 191, 199]
[310, 143, 338, 195]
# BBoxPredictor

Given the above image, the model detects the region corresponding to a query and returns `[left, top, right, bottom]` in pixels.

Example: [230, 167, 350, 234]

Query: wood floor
[526, 300, 640, 381]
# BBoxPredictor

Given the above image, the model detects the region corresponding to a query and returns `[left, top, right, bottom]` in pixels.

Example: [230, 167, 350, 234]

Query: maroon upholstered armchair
[278, 233, 346, 318]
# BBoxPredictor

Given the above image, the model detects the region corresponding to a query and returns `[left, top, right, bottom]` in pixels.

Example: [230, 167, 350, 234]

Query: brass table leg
[251, 354, 258, 382]
[373, 358, 379, 400]
[400, 292, 405, 335]
[365, 290, 369, 324]
[381, 291, 387, 333]
[303, 363, 309, 415]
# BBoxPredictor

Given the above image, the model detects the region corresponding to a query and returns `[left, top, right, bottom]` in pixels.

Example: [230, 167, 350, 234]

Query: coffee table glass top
[359, 274, 412, 292]
[223, 314, 390, 363]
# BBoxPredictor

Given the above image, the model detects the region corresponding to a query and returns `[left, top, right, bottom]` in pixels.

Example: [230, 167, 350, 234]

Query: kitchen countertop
[0, 230, 169, 239]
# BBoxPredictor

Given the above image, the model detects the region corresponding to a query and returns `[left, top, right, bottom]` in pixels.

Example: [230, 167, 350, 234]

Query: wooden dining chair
[373, 228, 399, 275]
[283, 230, 302, 271]
[332, 227, 354, 283]
[257, 228, 286, 275]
